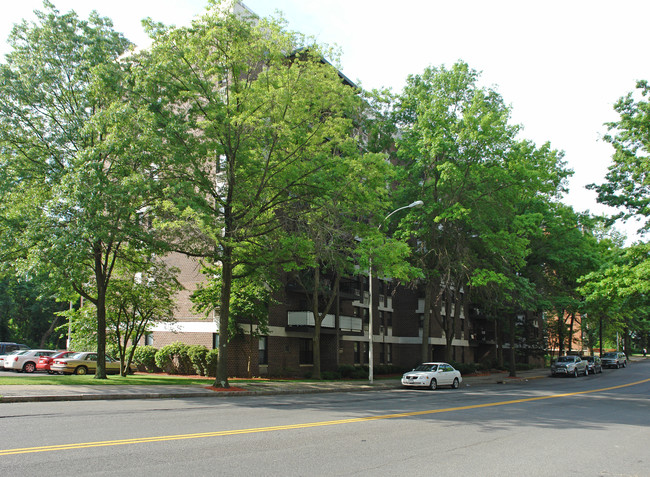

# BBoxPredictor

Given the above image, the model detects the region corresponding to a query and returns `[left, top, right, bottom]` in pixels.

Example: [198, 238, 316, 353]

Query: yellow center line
[2, 378, 648, 456]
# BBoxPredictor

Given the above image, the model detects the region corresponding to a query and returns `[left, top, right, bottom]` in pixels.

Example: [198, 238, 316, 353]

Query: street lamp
[368, 200, 423, 383]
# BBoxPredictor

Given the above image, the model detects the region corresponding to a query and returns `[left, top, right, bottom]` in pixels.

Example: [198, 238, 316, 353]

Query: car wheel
[452, 378, 459, 389]
[23, 362, 36, 373]
[429, 378, 437, 390]
[75, 366, 88, 375]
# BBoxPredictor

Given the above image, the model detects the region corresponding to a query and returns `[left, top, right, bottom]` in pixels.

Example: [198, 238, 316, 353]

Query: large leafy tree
[586, 79, 650, 352]
[580, 242, 650, 354]
[0, 2, 163, 378]
[282, 149, 417, 379]
[137, 1, 364, 387]
[590, 80, 650, 233]
[393, 61, 571, 363]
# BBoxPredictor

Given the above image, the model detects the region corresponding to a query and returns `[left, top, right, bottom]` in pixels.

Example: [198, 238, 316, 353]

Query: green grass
[0, 373, 234, 386]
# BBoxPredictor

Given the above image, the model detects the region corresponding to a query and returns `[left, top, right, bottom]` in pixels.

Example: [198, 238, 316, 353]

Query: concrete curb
[0, 372, 548, 403]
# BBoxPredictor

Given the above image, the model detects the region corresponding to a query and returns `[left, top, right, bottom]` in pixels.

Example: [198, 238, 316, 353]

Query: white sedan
[3, 349, 57, 373]
[401, 362, 462, 390]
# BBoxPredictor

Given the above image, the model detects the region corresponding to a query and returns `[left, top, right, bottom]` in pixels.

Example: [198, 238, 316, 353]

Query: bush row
[131, 343, 218, 377]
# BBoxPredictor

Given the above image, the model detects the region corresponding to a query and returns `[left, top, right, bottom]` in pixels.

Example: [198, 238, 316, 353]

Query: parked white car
[401, 362, 463, 390]
[0, 348, 29, 370]
[3, 349, 57, 373]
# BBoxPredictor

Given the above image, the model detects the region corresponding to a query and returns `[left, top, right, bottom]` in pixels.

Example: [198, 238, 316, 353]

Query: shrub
[450, 361, 478, 375]
[155, 342, 193, 375]
[373, 364, 403, 375]
[205, 349, 219, 377]
[321, 371, 342, 380]
[337, 364, 357, 378]
[132, 345, 159, 372]
[337, 364, 368, 379]
[187, 345, 209, 376]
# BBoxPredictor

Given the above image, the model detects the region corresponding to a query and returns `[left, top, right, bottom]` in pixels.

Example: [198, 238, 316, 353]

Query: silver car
[550, 355, 588, 377]
[601, 352, 627, 369]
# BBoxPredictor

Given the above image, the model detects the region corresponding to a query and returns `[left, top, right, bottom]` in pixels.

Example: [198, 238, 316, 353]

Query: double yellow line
[2, 378, 648, 456]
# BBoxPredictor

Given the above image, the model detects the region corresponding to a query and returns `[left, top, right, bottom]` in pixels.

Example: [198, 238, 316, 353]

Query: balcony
[287, 311, 362, 332]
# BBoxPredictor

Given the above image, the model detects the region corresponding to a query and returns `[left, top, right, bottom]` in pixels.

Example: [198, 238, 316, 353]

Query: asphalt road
[1, 361, 649, 476]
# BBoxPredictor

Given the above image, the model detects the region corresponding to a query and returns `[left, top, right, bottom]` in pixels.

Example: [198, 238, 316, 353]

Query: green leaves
[590, 80, 650, 233]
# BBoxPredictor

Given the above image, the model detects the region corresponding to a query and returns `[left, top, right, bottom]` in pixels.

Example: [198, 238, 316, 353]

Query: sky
[2, 0, 649, 242]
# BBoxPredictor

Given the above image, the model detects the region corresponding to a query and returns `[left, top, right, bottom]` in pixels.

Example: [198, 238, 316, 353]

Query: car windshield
[602, 353, 617, 358]
[414, 364, 438, 372]
[68, 352, 86, 359]
[583, 357, 594, 362]
[556, 356, 575, 362]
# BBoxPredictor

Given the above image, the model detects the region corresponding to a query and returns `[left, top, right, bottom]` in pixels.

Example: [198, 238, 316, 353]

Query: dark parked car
[583, 356, 602, 375]
[550, 355, 588, 377]
[601, 352, 627, 369]
[0, 343, 30, 369]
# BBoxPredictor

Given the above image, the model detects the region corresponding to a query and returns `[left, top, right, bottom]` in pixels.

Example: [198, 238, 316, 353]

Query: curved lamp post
[368, 200, 423, 383]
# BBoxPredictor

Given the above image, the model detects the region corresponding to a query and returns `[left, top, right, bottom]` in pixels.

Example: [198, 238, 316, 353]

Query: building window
[386, 312, 392, 327]
[380, 343, 385, 364]
[259, 336, 268, 365]
[386, 343, 392, 364]
[353, 342, 360, 364]
[363, 342, 369, 364]
[144, 333, 153, 346]
[212, 333, 219, 350]
[299, 338, 313, 365]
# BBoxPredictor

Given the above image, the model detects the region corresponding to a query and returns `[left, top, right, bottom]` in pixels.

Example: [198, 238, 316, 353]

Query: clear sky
[2, 0, 648, 241]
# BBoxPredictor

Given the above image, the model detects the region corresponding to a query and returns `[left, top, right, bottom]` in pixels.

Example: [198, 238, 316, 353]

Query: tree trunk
[39, 314, 60, 348]
[312, 271, 340, 380]
[94, 246, 108, 380]
[214, 249, 233, 388]
[508, 314, 516, 377]
[558, 310, 565, 356]
[496, 318, 503, 367]
[95, 288, 107, 379]
[443, 290, 457, 363]
[421, 283, 433, 363]
[335, 289, 340, 368]
[599, 315, 603, 356]
[568, 312, 575, 353]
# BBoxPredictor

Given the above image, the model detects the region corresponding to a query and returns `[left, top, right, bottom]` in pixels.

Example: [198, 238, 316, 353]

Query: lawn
[0, 373, 260, 386]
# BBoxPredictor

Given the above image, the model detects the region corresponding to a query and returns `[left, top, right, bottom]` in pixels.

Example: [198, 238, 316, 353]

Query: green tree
[580, 242, 650, 354]
[393, 61, 570, 363]
[107, 257, 181, 376]
[0, 271, 68, 347]
[0, 3, 163, 377]
[590, 80, 650, 233]
[138, 2, 365, 387]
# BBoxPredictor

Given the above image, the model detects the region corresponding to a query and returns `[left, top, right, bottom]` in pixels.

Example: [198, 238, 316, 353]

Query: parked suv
[0, 343, 30, 369]
[601, 352, 627, 369]
[0, 342, 30, 356]
[551, 355, 588, 377]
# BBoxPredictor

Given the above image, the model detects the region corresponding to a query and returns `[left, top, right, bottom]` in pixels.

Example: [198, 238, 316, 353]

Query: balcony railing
[287, 311, 362, 332]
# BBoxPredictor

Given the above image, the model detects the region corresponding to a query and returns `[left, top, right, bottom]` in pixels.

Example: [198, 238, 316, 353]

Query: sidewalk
[0, 368, 547, 403]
